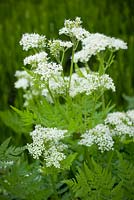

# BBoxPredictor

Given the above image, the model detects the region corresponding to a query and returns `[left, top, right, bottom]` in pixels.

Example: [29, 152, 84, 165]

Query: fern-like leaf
[65, 159, 123, 200]
[0, 137, 25, 161]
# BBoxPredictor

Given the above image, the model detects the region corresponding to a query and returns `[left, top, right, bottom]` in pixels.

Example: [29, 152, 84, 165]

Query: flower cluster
[27, 125, 68, 168]
[14, 70, 40, 106]
[105, 111, 134, 137]
[19, 33, 46, 51]
[79, 124, 114, 152]
[24, 51, 48, 66]
[79, 109, 134, 152]
[59, 17, 89, 40]
[48, 39, 73, 58]
[74, 33, 127, 63]
[34, 62, 63, 81]
[127, 109, 134, 122]
[69, 71, 115, 97]
[14, 70, 33, 90]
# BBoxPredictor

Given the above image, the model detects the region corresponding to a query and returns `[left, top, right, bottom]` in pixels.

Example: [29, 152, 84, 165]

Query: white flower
[49, 39, 73, 49]
[74, 33, 127, 63]
[79, 124, 114, 152]
[74, 49, 90, 63]
[24, 51, 48, 66]
[105, 111, 134, 138]
[60, 17, 82, 33]
[71, 27, 90, 40]
[41, 74, 68, 102]
[27, 125, 68, 168]
[44, 145, 66, 168]
[40, 127, 67, 142]
[105, 112, 127, 126]
[14, 70, 33, 90]
[49, 75, 67, 95]
[34, 62, 63, 81]
[20, 33, 46, 51]
[15, 78, 29, 90]
[78, 133, 95, 147]
[93, 124, 114, 152]
[114, 124, 134, 137]
[109, 37, 128, 50]
[126, 110, 134, 123]
[23, 89, 40, 107]
[48, 39, 73, 58]
[69, 72, 115, 97]
[100, 74, 116, 92]
[59, 17, 90, 40]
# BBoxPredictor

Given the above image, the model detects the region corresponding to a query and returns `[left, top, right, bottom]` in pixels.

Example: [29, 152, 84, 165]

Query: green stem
[51, 173, 59, 200]
[45, 82, 56, 103]
[55, 56, 61, 64]
[68, 48, 75, 93]
[105, 51, 115, 71]
[85, 62, 91, 73]
[107, 150, 114, 171]
[60, 50, 65, 65]
[97, 54, 105, 75]
[101, 93, 105, 110]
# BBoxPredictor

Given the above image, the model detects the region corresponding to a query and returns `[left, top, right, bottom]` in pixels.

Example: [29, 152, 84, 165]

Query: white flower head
[27, 125, 68, 168]
[126, 110, 134, 123]
[20, 33, 46, 51]
[44, 145, 66, 168]
[34, 62, 63, 81]
[48, 39, 73, 58]
[24, 51, 48, 66]
[63, 17, 82, 30]
[105, 111, 134, 138]
[59, 17, 90, 40]
[109, 37, 128, 50]
[69, 72, 115, 97]
[14, 70, 33, 90]
[74, 33, 127, 63]
[105, 112, 127, 126]
[100, 74, 116, 92]
[79, 124, 114, 152]
[114, 123, 134, 137]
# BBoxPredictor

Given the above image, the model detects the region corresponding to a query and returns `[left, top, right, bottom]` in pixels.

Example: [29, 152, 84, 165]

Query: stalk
[68, 47, 75, 94]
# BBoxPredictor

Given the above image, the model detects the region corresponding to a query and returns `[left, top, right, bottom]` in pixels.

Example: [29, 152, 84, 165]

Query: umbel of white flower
[59, 17, 90, 41]
[19, 33, 46, 51]
[79, 110, 134, 152]
[14, 70, 33, 90]
[79, 124, 114, 152]
[74, 33, 127, 63]
[27, 125, 68, 168]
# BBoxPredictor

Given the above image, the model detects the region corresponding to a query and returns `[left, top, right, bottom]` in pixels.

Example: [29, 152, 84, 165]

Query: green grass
[0, 0, 133, 141]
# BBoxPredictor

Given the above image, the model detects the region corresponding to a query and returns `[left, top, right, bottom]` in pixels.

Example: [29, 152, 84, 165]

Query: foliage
[0, 137, 25, 161]
[65, 158, 123, 200]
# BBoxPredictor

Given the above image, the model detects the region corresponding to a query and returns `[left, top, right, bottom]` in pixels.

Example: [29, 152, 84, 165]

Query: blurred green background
[0, 0, 134, 141]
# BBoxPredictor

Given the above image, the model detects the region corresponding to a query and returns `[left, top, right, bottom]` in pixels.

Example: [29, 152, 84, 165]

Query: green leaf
[0, 110, 31, 134]
[0, 137, 25, 161]
[65, 159, 122, 199]
[11, 106, 35, 127]
[61, 153, 78, 170]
